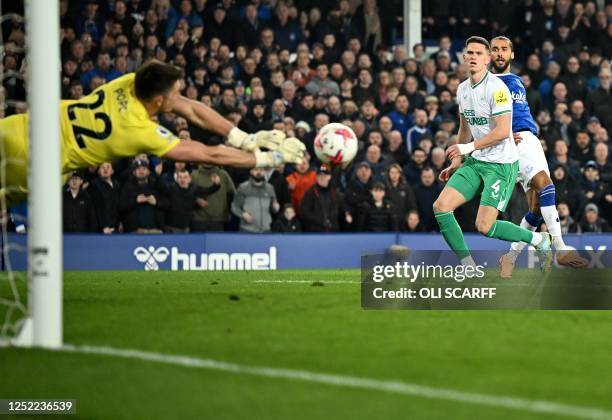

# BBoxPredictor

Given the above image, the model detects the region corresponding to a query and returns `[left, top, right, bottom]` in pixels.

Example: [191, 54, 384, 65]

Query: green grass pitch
[1, 269, 612, 419]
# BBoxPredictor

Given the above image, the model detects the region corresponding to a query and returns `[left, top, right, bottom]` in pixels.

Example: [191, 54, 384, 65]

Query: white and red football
[313, 123, 358, 166]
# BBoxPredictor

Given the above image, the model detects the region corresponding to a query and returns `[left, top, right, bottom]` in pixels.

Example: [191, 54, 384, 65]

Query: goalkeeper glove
[279, 137, 306, 163]
[227, 127, 286, 152]
[254, 137, 307, 167]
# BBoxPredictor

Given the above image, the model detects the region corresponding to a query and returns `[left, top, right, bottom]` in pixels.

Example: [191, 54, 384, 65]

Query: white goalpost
[27, 0, 62, 348]
[10, 0, 63, 348]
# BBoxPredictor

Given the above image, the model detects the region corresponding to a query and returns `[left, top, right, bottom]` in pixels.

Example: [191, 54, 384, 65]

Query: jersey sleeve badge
[156, 126, 177, 142]
[493, 89, 510, 105]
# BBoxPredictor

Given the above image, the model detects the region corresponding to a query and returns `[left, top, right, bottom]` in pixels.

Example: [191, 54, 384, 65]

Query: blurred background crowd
[1, 0, 611, 233]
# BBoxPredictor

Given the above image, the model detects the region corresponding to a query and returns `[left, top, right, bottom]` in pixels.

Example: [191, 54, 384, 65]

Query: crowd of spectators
[2, 0, 611, 233]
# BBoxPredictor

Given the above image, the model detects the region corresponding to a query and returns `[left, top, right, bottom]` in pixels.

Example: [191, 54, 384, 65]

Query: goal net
[0, 0, 62, 348]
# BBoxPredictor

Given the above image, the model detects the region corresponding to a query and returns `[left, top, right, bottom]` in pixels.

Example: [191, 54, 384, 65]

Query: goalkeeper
[0, 60, 305, 207]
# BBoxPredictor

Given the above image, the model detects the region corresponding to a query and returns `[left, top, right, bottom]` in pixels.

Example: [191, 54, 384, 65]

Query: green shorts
[446, 156, 518, 212]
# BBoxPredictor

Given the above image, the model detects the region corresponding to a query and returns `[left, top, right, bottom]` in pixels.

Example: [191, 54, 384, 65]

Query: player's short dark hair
[465, 36, 491, 52]
[135, 60, 183, 101]
[491, 36, 514, 51]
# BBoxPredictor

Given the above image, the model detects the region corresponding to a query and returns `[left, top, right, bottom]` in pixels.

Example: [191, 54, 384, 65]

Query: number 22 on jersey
[67, 90, 113, 149]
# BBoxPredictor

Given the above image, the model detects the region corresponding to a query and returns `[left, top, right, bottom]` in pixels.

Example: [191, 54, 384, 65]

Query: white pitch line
[253, 280, 358, 284]
[59, 343, 612, 420]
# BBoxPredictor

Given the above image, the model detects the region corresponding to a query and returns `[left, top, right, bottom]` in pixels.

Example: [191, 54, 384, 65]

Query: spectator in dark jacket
[240, 100, 272, 133]
[203, 4, 234, 47]
[63, 170, 97, 233]
[581, 161, 608, 208]
[272, 204, 302, 232]
[403, 148, 428, 186]
[266, 166, 291, 207]
[572, 131, 595, 164]
[358, 182, 398, 232]
[88, 162, 121, 234]
[162, 169, 220, 233]
[552, 163, 586, 220]
[362, 144, 389, 183]
[119, 159, 165, 233]
[385, 164, 417, 227]
[160, 161, 191, 187]
[558, 201, 581, 234]
[580, 203, 611, 232]
[413, 167, 442, 231]
[235, 4, 263, 49]
[272, 4, 304, 51]
[300, 166, 345, 232]
[548, 139, 582, 181]
[559, 56, 588, 102]
[593, 142, 612, 184]
[344, 161, 373, 230]
[402, 209, 426, 232]
[384, 130, 409, 166]
[537, 109, 561, 150]
[586, 68, 612, 132]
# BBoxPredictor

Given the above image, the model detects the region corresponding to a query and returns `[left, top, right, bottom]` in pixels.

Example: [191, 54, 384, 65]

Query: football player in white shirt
[433, 36, 552, 269]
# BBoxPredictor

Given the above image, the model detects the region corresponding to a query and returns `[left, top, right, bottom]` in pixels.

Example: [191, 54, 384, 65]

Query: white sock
[530, 231, 543, 246]
[508, 217, 538, 262]
[540, 205, 567, 249]
[460, 255, 476, 267]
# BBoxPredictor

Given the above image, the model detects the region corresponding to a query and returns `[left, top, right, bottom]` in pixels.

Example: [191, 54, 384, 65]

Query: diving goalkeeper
[0, 60, 305, 206]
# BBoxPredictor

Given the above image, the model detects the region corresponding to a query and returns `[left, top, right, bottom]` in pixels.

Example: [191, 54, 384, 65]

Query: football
[313, 123, 358, 166]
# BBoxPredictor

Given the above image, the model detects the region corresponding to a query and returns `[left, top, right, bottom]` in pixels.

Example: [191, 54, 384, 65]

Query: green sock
[435, 211, 470, 259]
[485, 220, 534, 243]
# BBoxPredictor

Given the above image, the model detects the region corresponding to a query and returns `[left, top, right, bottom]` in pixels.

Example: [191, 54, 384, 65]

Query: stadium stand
[2, 0, 611, 233]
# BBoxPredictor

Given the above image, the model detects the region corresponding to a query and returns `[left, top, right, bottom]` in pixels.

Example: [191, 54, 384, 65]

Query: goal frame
[10, 0, 63, 348]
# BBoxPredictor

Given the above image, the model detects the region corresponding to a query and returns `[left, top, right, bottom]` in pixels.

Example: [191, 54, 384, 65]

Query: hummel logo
[134, 246, 170, 271]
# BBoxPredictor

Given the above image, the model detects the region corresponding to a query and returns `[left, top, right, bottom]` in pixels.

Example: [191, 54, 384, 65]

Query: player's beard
[492, 58, 510, 73]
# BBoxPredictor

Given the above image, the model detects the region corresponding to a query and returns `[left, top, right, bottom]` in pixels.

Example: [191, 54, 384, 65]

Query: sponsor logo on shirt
[464, 109, 488, 126]
[511, 91, 527, 103]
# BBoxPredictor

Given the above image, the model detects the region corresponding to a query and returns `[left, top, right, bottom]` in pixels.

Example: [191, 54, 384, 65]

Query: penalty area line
[59, 343, 611, 420]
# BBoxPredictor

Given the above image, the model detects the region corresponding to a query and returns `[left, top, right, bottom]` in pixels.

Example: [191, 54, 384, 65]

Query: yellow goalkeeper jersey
[0, 73, 179, 205]
[59, 72, 180, 170]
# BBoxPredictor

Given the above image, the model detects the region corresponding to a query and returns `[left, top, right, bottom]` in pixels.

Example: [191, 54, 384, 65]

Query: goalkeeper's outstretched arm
[168, 96, 306, 166]
[172, 95, 234, 138]
[171, 95, 285, 152]
[163, 140, 306, 168]
[164, 141, 255, 167]
[164, 140, 269, 168]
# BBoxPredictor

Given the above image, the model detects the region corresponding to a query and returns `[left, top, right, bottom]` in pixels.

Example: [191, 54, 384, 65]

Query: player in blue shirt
[490, 36, 587, 275]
